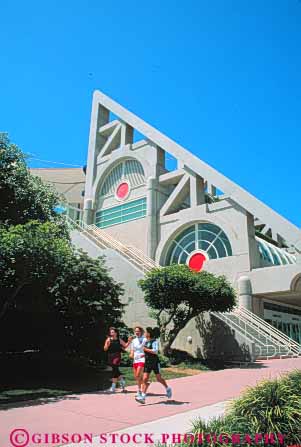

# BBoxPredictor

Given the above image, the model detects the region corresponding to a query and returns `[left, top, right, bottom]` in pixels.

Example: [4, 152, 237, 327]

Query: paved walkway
[1, 358, 301, 447]
[64, 400, 229, 447]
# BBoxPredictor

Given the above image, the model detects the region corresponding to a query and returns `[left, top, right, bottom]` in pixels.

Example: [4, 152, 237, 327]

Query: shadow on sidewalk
[0, 394, 80, 411]
[139, 399, 191, 407]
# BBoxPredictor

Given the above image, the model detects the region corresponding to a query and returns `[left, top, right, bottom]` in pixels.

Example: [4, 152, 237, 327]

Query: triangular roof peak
[90, 89, 301, 251]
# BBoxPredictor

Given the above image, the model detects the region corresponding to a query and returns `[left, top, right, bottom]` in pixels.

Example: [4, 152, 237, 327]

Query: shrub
[120, 351, 132, 367]
[185, 370, 301, 447]
[139, 265, 236, 355]
[158, 353, 170, 367]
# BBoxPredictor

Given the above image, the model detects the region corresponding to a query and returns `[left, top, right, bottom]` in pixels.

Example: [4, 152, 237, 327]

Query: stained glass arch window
[165, 223, 232, 271]
[100, 159, 145, 197]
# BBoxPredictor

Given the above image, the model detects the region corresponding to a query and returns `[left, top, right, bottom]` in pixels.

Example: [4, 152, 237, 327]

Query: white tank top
[131, 337, 146, 364]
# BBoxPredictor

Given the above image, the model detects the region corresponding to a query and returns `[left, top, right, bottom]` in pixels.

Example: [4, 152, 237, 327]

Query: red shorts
[133, 362, 145, 369]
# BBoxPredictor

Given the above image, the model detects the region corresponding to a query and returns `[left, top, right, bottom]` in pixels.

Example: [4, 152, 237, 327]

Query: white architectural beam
[120, 122, 133, 146]
[160, 174, 190, 216]
[97, 123, 121, 161]
[99, 119, 120, 137]
[85, 103, 110, 202]
[91, 90, 301, 248]
[207, 183, 217, 196]
[159, 169, 185, 186]
[190, 173, 205, 207]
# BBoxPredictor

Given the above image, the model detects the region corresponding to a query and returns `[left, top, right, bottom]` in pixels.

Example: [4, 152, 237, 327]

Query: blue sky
[1, 0, 300, 226]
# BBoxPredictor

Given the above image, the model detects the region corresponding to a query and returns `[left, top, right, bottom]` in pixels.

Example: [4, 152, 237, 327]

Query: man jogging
[135, 327, 172, 404]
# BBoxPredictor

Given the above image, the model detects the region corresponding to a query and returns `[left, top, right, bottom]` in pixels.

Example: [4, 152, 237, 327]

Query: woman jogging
[135, 327, 172, 404]
[130, 326, 146, 399]
[104, 327, 132, 393]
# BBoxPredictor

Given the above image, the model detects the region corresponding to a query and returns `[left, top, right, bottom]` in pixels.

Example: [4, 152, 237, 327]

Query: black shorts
[144, 361, 161, 375]
[111, 365, 122, 378]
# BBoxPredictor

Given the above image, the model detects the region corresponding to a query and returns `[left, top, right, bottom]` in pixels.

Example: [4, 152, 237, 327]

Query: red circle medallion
[116, 182, 129, 200]
[188, 252, 207, 272]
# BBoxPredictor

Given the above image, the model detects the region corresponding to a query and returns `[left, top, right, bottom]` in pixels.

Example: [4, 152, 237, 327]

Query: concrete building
[38, 90, 301, 361]
[31, 168, 85, 221]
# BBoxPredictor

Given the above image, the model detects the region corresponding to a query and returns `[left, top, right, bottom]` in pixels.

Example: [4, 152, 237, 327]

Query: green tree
[0, 134, 126, 361]
[49, 250, 125, 356]
[0, 221, 125, 356]
[0, 220, 72, 320]
[138, 264, 236, 355]
[0, 133, 67, 235]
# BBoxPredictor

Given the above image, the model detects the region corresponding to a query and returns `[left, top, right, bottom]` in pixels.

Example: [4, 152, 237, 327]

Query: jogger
[130, 326, 146, 399]
[104, 327, 132, 392]
[135, 327, 172, 404]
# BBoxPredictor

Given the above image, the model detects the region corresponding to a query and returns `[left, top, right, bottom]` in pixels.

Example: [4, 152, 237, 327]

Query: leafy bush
[0, 135, 126, 360]
[158, 370, 301, 447]
[119, 326, 134, 341]
[168, 348, 197, 365]
[176, 362, 210, 371]
[158, 353, 170, 367]
[138, 265, 236, 355]
[0, 133, 68, 235]
[183, 370, 301, 447]
[120, 351, 132, 367]
[229, 372, 301, 439]
[157, 372, 301, 446]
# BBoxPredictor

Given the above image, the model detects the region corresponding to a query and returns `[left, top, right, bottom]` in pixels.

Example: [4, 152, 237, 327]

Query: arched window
[256, 237, 296, 266]
[100, 159, 145, 197]
[165, 223, 232, 271]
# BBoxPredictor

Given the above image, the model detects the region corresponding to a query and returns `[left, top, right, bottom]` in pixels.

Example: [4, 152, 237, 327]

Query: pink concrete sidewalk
[1, 357, 301, 447]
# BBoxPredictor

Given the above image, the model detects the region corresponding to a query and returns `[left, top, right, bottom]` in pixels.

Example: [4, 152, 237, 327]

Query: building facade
[37, 91, 301, 360]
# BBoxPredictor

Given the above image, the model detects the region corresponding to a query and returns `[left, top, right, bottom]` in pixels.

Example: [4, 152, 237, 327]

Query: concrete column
[246, 212, 261, 269]
[146, 177, 158, 260]
[238, 276, 253, 312]
[190, 173, 205, 206]
[208, 184, 217, 196]
[294, 240, 301, 264]
[120, 122, 133, 146]
[83, 198, 95, 225]
[84, 103, 110, 201]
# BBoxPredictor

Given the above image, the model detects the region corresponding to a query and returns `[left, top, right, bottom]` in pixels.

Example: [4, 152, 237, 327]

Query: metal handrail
[228, 315, 283, 349]
[238, 311, 298, 352]
[212, 311, 277, 358]
[234, 310, 295, 350]
[88, 225, 157, 270]
[91, 227, 158, 269]
[215, 310, 296, 358]
[236, 307, 301, 354]
[67, 216, 157, 273]
[213, 311, 268, 349]
[225, 308, 299, 356]
[238, 307, 301, 348]
[213, 312, 265, 346]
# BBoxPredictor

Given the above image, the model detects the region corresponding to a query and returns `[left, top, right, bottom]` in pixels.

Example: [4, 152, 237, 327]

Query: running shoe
[166, 387, 172, 398]
[120, 378, 126, 391]
[107, 386, 116, 393]
[135, 390, 142, 398]
[135, 394, 145, 404]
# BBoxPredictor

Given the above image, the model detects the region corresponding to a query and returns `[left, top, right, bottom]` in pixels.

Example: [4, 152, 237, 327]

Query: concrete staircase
[68, 218, 157, 273]
[68, 216, 301, 360]
[211, 307, 301, 359]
